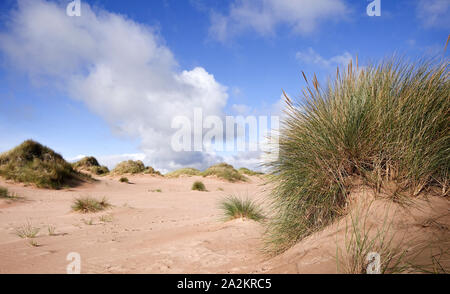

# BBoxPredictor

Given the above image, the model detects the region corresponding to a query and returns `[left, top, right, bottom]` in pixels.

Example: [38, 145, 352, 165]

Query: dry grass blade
[15, 220, 40, 239]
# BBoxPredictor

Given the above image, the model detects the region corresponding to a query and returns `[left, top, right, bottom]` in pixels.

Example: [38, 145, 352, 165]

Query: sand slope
[0, 175, 268, 273]
[1, 176, 448, 273]
[249, 188, 450, 274]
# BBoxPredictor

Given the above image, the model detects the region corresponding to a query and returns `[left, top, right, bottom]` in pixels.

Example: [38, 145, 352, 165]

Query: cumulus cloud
[416, 0, 450, 29]
[209, 0, 350, 42]
[0, 0, 229, 171]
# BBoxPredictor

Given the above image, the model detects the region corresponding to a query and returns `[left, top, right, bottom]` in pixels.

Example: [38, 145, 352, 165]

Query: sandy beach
[0, 175, 270, 273]
[1, 174, 448, 274]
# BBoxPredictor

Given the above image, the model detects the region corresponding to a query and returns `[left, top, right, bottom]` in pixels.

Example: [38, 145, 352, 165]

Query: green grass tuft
[72, 196, 111, 213]
[192, 181, 207, 191]
[219, 196, 265, 222]
[119, 177, 129, 183]
[265, 57, 450, 253]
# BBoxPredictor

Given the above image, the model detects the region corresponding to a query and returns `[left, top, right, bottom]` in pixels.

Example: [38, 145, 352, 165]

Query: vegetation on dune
[202, 163, 247, 182]
[71, 196, 111, 213]
[15, 220, 40, 239]
[0, 186, 10, 198]
[220, 196, 265, 222]
[238, 167, 264, 176]
[72, 156, 109, 175]
[112, 160, 145, 174]
[336, 201, 450, 273]
[47, 225, 56, 236]
[0, 186, 19, 200]
[165, 164, 256, 181]
[90, 165, 109, 175]
[28, 239, 40, 247]
[99, 214, 113, 223]
[0, 140, 89, 189]
[336, 202, 408, 274]
[165, 168, 201, 178]
[167, 165, 251, 181]
[192, 181, 207, 191]
[73, 156, 99, 168]
[119, 177, 129, 183]
[265, 57, 450, 253]
[143, 166, 162, 176]
[112, 160, 161, 175]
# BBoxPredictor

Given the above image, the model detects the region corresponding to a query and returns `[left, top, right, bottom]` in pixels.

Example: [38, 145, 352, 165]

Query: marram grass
[72, 196, 111, 213]
[220, 196, 265, 222]
[202, 163, 247, 182]
[72, 156, 109, 175]
[265, 57, 449, 253]
[191, 181, 207, 191]
[0, 140, 89, 189]
[165, 168, 201, 178]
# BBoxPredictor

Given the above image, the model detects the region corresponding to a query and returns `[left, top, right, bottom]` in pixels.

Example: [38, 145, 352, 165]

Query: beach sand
[0, 175, 448, 273]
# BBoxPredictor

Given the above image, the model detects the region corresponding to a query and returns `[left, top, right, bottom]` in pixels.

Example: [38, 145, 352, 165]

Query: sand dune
[0, 175, 269, 273]
[1, 175, 448, 273]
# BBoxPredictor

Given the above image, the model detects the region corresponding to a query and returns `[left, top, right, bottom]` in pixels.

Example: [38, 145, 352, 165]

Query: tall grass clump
[0, 140, 88, 189]
[265, 57, 449, 253]
[72, 196, 111, 213]
[192, 181, 207, 191]
[220, 196, 265, 222]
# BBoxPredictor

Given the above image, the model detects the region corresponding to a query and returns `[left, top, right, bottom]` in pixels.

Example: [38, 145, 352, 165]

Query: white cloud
[68, 155, 88, 162]
[222, 151, 263, 171]
[0, 0, 229, 171]
[209, 0, 350, 42]
[417, 0, 450, 29]
[296, 47, 353, 69]
[231, 103, 252, 115]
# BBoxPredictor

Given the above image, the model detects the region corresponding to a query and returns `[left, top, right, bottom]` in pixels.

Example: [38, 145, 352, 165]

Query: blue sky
[0, 0, 448, 172]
